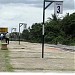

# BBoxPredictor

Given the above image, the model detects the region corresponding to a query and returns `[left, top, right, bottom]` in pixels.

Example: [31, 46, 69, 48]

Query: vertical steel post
[19, 23, 20, 45]
[19, 23, 27, 45]
[42, 0, 45, 58]
[11, 28, 12, 41]
[42, 0, 63, 58]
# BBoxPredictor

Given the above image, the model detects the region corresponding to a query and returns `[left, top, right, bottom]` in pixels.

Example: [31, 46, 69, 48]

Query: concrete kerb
[1, 43, 8, 50]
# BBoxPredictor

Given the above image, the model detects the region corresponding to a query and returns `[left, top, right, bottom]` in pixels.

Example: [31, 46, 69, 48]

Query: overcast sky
[0, 0, 74, 32]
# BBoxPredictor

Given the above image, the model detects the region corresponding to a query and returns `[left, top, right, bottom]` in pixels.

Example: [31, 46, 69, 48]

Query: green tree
[21, 12, 75, 45]
[21, 29, 30, 41]
[29, 23, 42, 43]
[62, 13, 75, 38]
[45, 14, 62, 44]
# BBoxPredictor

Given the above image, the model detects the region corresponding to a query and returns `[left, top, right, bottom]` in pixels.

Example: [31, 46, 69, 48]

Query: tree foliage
[21, 12, 75, 45]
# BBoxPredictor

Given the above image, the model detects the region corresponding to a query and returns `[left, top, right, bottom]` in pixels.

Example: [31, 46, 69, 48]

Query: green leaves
[21, 12, 75, 45]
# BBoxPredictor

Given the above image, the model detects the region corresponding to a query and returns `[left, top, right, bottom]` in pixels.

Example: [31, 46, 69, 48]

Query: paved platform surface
[7, 41, 75, 72]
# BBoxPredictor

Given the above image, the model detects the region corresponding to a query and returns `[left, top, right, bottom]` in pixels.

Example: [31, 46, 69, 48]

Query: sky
[0, 0, 74, 32]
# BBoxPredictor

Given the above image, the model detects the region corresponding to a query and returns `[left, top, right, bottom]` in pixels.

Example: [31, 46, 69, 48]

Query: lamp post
[42, 0, 63, 58]
[11, 28, 16, 41]
[19, 23, 27, 45]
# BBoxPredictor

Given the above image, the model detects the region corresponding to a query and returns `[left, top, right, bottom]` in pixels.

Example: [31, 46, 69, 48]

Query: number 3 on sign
[54, 2, 63, 14]
[57, 6, 60, 13]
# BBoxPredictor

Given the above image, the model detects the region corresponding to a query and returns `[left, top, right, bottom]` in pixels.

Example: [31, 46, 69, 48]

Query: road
[6, 41, 75, 72]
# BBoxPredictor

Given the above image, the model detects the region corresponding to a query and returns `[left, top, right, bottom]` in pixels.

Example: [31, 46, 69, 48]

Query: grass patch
[0, 40, 13, 72]
[4, 50, 14, 72]
[0, 49, 13, 72]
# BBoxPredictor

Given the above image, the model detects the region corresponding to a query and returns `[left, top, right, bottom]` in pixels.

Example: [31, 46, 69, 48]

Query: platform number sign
[54, 2, 63, 14]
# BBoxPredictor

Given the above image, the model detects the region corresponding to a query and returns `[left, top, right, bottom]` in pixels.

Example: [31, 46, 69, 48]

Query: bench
[1, 43, 8, 50]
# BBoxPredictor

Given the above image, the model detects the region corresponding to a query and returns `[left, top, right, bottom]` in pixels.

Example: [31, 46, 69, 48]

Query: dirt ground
[0, 41, 75, 72]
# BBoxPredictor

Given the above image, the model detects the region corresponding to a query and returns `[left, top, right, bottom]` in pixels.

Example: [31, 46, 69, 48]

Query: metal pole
[19, 23, 27, 45]
[42, 0, 45, 58]
[19, 24, 20, 45]
[42, 0, 63, 58]
[11, 28, 12, 41]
